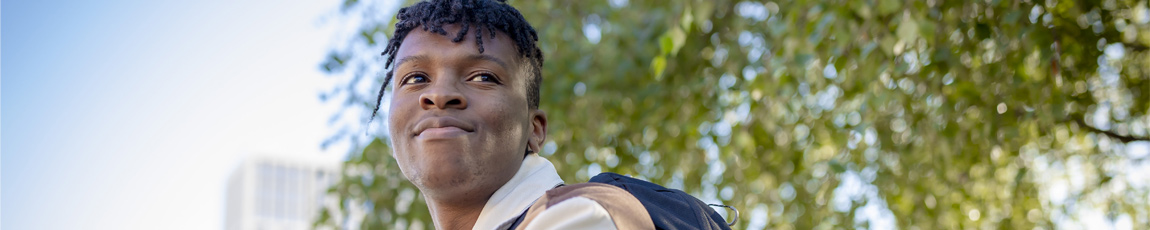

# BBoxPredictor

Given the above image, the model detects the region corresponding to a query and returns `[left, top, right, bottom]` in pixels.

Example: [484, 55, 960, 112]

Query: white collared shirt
[471, 154, 621, 230]
[471, 154, 565, 230]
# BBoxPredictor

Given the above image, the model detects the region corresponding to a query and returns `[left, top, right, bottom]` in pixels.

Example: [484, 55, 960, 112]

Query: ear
[527, 109, 548, 154]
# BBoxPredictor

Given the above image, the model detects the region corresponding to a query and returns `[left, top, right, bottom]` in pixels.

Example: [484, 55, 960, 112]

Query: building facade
[226, 154, 341, 230]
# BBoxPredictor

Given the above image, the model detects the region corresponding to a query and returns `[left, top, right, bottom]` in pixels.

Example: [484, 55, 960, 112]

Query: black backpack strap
[589, 172, 733, 230]
[707, 204, 739, 226]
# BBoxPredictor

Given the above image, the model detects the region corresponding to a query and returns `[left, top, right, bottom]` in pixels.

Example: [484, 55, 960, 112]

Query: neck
[425, 191, 491, 230]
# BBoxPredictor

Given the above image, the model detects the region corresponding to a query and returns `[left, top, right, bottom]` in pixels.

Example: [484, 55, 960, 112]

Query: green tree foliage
[315, 0, 1150, 229]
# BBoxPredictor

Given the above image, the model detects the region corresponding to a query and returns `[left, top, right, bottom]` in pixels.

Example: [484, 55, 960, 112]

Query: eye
[402, 73, 429, 85]
[467, 73, 500, 83]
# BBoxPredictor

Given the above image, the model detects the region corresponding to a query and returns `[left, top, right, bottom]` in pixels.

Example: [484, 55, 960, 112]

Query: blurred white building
[226, 154, 341, 230]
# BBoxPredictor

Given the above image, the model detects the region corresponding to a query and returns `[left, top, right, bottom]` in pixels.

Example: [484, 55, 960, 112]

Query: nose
[419, 82, 468, 110]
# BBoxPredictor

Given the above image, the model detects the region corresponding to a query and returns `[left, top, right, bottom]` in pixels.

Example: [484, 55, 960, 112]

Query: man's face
[388, 24, 545, 199]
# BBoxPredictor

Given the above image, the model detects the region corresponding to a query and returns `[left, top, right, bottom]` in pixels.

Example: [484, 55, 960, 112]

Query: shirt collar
[472, 154, 564, 230]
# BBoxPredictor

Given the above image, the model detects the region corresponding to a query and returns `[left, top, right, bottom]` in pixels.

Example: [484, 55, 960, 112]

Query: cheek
[387, 95, 414, 137]
[387, 95, 418, 164]
[477, 100, 531, 143]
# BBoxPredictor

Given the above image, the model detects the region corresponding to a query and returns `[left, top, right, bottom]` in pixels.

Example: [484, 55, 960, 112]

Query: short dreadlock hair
[371, 0, 544, 119]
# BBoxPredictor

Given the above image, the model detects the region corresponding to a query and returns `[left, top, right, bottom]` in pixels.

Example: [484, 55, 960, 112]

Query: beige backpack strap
[514, 183, 654, 230]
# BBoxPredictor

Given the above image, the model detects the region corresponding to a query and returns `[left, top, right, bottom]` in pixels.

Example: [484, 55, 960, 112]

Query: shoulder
[514, 183, 654, 230]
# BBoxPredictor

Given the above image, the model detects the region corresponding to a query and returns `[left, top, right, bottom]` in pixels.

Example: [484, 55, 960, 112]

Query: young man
[371, 0, 654, 229]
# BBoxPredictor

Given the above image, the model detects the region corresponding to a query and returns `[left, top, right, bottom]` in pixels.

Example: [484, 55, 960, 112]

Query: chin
[408, 158, 476, 190]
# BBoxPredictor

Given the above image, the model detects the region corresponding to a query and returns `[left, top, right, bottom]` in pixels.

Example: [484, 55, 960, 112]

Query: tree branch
[1068, 113, 1150, 143]
[1126, 42, 1149, 52]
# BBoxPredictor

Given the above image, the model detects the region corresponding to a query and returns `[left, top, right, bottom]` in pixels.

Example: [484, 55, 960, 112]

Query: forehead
[394, 24, 521, 69]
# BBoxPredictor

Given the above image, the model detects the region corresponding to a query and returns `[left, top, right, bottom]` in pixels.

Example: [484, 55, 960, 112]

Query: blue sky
[3, 0, 360, 229]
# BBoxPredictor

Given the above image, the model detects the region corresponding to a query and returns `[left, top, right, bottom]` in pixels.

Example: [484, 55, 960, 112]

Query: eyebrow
[393, 54, 511, 70]
[394, 55, 429, 68]
[466, 54, 510, 70]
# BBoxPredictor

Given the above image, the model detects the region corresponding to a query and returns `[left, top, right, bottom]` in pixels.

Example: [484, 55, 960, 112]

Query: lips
[413, 117, 475, 137]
